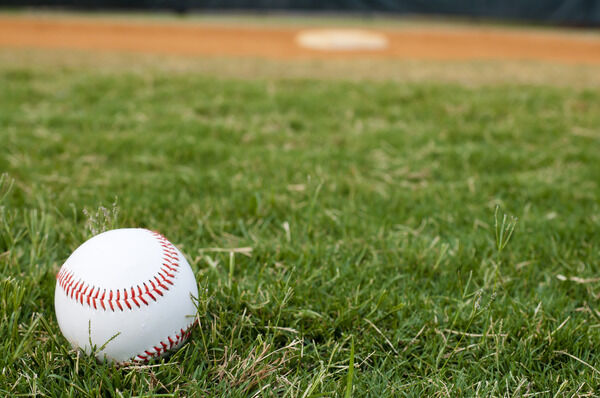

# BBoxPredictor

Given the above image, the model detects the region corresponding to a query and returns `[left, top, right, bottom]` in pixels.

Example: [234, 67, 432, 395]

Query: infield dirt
[1, 14, 600, 64]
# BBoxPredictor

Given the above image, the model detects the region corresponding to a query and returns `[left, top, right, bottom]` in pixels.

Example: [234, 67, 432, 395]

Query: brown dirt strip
[1, 16, 600, 64]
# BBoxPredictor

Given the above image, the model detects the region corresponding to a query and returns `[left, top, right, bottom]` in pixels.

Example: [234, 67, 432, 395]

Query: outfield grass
[1, 63, 599, 396]
[3, 50, 600, 89]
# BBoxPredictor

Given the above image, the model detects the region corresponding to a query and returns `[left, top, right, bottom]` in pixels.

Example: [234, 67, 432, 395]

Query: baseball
[54, 228, 198, 364]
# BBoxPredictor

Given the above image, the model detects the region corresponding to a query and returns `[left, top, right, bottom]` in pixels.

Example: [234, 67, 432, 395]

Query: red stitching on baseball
[161, 268, 175, 278]
[163, 257, 178, 267]
[85, 286, 91, 306]
[123, 290, 132, 310]
[109, 290, 115, 311]
[162, 263, 176, 272]
[100, 290, 106, 311]
[57, 230, 181, 313]
[144, 282, 156, 301]
[163, 253, 178, 262]
[80, 285, 88, 305]
[138, 285, 149, 306]
[116, 290, 123, 311]
[93, 288, 99, 309]
[131, 320, 196, 363]
[70, 280, 78, 299]
[62, 271, 73, 289]
[155, 275, 168, 291]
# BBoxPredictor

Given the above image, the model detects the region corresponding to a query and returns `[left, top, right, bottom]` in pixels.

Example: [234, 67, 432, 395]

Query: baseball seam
[55, 230, 179, 312]
[131, 319, 197, 363]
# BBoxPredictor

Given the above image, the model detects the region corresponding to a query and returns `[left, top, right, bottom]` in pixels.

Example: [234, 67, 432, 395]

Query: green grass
[0, 63, 599, 397]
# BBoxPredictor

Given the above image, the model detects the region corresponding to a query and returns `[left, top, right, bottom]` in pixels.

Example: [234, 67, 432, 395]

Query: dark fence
[2, 0, 600, 26]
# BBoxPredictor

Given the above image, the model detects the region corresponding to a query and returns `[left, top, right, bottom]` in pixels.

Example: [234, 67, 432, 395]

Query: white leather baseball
[54, 228, 198, 364]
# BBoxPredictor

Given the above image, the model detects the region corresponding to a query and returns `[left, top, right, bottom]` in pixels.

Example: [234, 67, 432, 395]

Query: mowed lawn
[1, 63, 599, 397]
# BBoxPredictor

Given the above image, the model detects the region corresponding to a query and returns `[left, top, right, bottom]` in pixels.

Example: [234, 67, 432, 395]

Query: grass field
[1, 49, 600, 396]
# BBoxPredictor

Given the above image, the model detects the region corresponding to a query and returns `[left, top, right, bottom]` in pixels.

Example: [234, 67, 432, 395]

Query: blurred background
[1, 0, 599, 69]
[1, 0, 599, 25]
